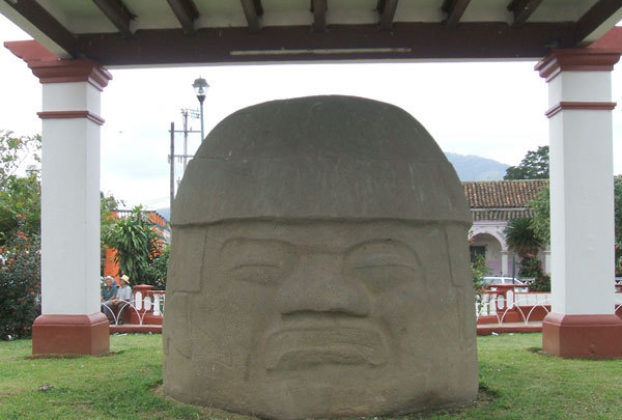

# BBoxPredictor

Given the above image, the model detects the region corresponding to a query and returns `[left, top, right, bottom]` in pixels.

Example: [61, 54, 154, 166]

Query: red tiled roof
[471, 209, 535, 221]
[463, 180, 549, 209]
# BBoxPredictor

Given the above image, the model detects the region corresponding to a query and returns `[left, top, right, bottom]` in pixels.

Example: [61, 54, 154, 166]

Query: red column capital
[535, 48, 621, 82]
[4, 40, 112, 90]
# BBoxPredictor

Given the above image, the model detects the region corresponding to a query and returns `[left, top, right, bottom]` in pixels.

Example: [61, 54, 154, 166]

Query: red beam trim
[5, 40, 112, 91]
[37, 111, 106, 126]
[4, 40, 58, 63]
[545, 101, 617, 118]
[588, 26, 622, 52]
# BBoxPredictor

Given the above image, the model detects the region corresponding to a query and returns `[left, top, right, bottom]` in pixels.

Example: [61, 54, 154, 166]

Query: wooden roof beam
[311, 0, 327, 33]
[575, 0, 622, 44]
[442, 0, 471, 26]
[75, 22, 578, 66]
[508, 0, 543, 27]
[166, 0, 199, 34]
[240, 0, 263, 33]
[1, 0, 76, 57]
[92, 0, 135, 37]
[377, 0, 399, 31]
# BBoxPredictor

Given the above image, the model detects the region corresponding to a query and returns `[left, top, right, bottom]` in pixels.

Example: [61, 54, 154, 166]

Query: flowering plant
[0, 221, 41, 339]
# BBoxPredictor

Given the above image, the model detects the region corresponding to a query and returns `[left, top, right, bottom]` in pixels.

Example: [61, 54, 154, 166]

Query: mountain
[156, 153, 509, 221]
[445, 152, 509, 181]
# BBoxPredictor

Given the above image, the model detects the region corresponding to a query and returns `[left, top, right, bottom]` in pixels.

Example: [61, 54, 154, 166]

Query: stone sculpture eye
[353, 263, 417, 294]
[221, 238, 294, 286]
[229, 262, 285, 286]
[345, 239, 420, 294]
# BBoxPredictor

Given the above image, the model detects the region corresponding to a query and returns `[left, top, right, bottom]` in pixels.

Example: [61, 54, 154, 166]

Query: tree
[0, 174, 40, 245]
[0, 130, 40, 186]
[0, 233, 41, 339]
[504, 217, 548, 290]
[505, 217, 542, 259]
[0, 131, 41, 245]
[143, 243, 170, 289]
[102, 206, 162, 287]
[100, 192, 123, 273]
[504, 145, 549, 180]
[528, 184, 550, 245]
[528, 177, 622, 274]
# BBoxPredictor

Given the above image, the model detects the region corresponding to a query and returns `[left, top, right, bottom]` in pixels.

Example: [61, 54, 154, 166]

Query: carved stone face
[163, 220, 477, 419]
[163, 95, 478, 419]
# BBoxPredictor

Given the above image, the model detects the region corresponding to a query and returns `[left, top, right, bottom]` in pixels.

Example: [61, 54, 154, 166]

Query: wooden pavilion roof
[2, 1, 622, 66]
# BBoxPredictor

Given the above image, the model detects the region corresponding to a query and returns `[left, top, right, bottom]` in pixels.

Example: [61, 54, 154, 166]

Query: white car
[481, 276, 526, 287]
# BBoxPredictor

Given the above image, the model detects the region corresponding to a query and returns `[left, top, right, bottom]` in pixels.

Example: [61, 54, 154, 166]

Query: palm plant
[505, 217, 548, 290]
[102, 206, 160, 285]
[505, 217, 542, 259]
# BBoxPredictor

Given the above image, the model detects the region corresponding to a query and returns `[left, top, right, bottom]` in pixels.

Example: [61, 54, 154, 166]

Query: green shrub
[529, 274, 551, 292]
[142, 243, 170, 290]
[519, 256, 551, 292]
[0, 233, 41, 339]
[471, 253, 488, 291]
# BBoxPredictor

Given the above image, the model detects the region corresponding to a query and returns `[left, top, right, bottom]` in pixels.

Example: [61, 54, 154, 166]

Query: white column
[500, 251, 509, 277]
[543, 248, 551, 275]
[6, 41, 113, 355]
[39, 82, 103, 314]
[536, 49, 622, 358]
[540, 55, 617, 315]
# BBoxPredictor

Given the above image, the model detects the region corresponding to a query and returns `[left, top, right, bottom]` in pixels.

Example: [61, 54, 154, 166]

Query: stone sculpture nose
[276, 254, 371, 317]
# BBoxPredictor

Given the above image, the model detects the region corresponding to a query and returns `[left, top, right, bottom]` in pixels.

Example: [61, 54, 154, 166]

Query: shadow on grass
[27, 350, 125, 360]
[150, 382, 498, 420]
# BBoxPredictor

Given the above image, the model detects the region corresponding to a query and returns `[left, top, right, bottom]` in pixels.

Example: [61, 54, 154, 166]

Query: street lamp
[192, 76, 209, 140]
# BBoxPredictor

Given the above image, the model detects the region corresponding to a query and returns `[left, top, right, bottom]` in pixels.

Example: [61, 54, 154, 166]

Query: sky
[1, 14, 621, 211]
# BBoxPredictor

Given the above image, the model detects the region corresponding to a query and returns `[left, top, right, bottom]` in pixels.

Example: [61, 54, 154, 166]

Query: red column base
[32, 313, 110, 356]
[542, 312, 622, 358]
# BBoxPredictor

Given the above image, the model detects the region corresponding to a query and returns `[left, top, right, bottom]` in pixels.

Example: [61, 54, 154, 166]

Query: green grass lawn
[0, 333, 620, 419]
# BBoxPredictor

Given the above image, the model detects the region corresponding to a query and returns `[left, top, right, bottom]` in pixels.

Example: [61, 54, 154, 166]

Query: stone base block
[542, 312, 622, 358]
[32, 313, 110, 356]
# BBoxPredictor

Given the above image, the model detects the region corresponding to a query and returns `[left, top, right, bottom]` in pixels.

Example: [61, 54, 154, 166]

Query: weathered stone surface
[163, 95, 478, 419]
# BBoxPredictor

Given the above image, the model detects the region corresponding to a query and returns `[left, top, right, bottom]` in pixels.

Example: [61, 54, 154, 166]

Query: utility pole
[169, 122, 175, 217]
[169, 114, 201, 217]
[180, 108, 200, 173]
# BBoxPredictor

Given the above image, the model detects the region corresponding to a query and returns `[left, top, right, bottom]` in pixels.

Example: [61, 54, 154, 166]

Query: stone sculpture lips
[264, 326, 388, 372]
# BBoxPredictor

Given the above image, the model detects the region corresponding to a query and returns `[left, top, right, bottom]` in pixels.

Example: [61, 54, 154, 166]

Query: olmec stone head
[163, 95, 477, 419]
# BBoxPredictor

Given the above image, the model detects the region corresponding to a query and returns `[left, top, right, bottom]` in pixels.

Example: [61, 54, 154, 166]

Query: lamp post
[192, 76, 209, 141]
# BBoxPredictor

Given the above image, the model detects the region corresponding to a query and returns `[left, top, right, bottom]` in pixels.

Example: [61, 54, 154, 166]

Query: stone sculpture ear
[163, 293, 191, 359]
[443, 224, 472, 287]
[166, 229, 205, 292]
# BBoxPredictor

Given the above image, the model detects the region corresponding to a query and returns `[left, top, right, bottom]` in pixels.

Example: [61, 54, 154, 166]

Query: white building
[465, 180, 549, 277]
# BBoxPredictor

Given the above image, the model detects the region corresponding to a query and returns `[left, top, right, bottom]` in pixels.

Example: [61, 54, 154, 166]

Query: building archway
[469, 232, 507, 276]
